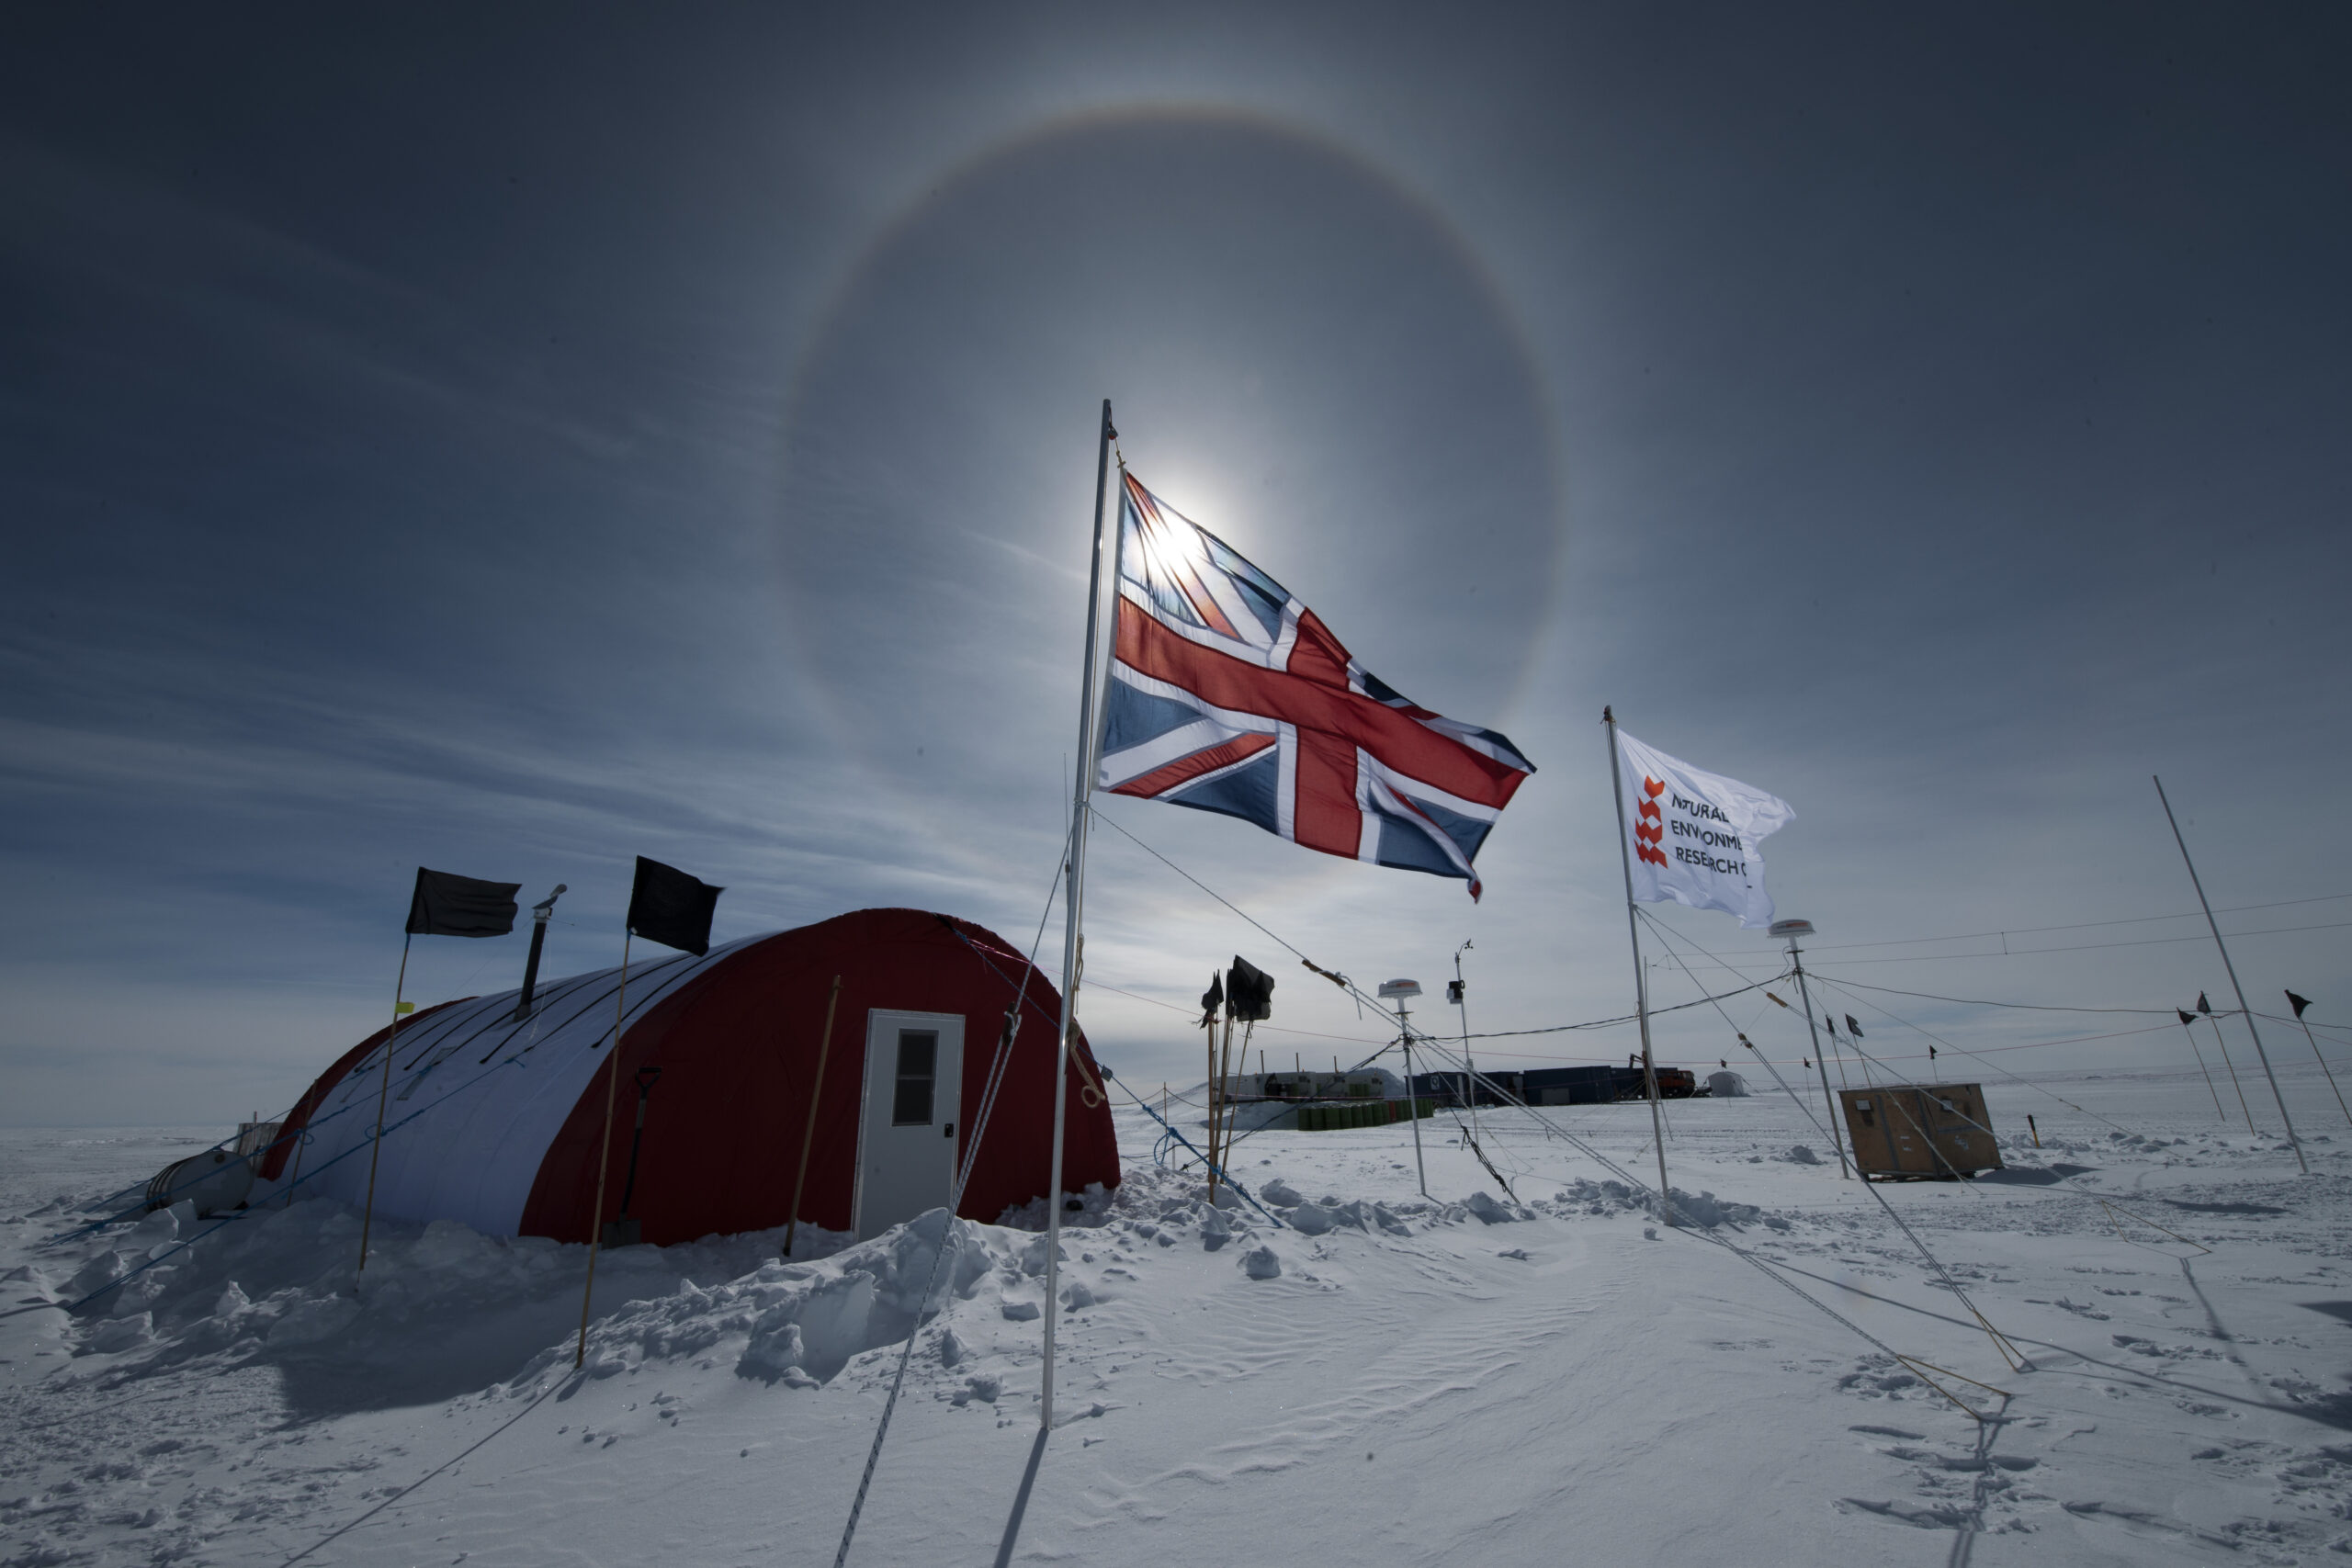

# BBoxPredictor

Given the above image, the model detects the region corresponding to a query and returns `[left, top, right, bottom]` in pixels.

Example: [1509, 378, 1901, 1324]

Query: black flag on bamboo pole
[406, 868, 521, 938]
[626, 856, 723, 955]
[365, 866, 520, 1280]
[580, 855, 723, 1367]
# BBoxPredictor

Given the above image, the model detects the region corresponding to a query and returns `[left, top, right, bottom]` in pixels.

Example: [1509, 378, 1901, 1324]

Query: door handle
[944, 1122, 954, 1138]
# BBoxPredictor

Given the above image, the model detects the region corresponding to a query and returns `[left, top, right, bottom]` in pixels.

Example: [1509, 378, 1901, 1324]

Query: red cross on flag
[1094, 473, 1534, 899]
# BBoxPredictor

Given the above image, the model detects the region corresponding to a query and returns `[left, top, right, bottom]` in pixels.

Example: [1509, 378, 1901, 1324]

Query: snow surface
[7, 1066, 2352, 1565]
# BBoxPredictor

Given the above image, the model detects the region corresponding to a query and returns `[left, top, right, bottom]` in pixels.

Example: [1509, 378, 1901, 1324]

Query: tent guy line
[1095, 802, 2021, 1390]
[1792, 890, 2352, 953]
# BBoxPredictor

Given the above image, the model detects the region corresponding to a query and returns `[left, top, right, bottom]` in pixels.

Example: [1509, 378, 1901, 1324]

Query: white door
[854, 1010, 964, 1239]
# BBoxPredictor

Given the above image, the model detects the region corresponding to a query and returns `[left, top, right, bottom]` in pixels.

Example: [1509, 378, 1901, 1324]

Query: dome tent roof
[262, 908, 1120, 1245]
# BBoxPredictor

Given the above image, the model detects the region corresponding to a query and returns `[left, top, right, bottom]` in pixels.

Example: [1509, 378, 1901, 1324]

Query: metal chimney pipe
[514, 884, 566, 1021]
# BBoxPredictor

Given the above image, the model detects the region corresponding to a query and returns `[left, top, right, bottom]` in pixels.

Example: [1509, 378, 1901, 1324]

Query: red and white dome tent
[254, 908, 1121, 1245]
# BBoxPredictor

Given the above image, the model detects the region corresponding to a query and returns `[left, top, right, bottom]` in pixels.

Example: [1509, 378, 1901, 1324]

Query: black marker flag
[406, 868, 522, 939]
[1844, 1015, 1865, 1040]
[626, 856, 723, 956]
[2289, 990, 2313, 1021]
[2198, 991, 2214, 1016]
[1226, 957, 1275, 1022]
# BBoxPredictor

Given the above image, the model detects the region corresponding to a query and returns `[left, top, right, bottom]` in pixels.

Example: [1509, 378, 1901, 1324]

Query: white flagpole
[1602, 707, 1675, 1225]
[2155, 775, 2307, 1175]
[1043, 400, 1117, 1428]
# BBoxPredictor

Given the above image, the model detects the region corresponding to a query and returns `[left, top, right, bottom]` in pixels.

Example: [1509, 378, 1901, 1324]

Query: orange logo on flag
[1634, 776, 1668, 865]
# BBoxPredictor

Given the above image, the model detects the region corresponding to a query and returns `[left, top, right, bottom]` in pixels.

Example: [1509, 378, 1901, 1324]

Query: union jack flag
[1095, 473, 1534, 898]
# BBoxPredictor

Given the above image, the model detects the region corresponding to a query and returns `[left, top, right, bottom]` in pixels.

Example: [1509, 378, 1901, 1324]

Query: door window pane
[892, 1031, 936, 1125]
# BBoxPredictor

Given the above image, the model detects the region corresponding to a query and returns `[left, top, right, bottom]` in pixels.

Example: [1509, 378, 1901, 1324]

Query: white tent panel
[272, 936, 761, 1236]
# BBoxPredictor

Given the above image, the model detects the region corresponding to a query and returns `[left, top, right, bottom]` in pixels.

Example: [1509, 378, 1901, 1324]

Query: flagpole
[1602, 707, 1675, 1225]
[2289, 994, 2352, 1128]
[577, 931, 633, 1369]
[356, 931, 412, 1280]
[2155, 775, 2306, 1175]
[1044, 399, 1116, 1429]
[2177, 1011, 2226, 1120]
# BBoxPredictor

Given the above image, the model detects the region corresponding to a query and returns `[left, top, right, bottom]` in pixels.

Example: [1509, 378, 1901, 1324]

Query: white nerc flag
[1615, 728, 1794, 928]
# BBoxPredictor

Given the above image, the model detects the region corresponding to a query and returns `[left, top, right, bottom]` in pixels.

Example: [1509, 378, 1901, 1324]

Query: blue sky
[5, 5, 2349, 1123]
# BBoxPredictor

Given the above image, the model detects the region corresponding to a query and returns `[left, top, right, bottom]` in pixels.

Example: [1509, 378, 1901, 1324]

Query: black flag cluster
[1225, 956, 1275, 1022]
[402, 860, 721, 955]
[628, 856, 723, 956]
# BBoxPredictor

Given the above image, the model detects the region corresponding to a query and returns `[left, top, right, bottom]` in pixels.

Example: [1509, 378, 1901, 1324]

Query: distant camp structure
[164, 909, 1119, 1244]
[1838, 1083, 2003, 1181]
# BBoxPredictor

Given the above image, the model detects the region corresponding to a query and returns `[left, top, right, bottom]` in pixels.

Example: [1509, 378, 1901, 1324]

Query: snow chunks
[1283, 1198, 1412, 1236]
[533, 1209, 1006, 1388]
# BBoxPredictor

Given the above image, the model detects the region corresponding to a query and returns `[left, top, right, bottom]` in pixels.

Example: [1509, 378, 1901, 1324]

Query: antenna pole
[1044, 399, 1117, 1429]
[1786, 936, 1852, 1179]
[2155, 776, 2306, 1174]
[1395, 996, 1429, 1199]
[1603, 707, 1675, 1224]
[1453, 942, 1482, 1145]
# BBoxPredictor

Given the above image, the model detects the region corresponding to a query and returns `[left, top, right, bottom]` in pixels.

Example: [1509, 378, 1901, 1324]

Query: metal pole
[356, 931, 412, 1279]
[783, 976, 843, 1259]
[1787, 941, 1852, 1179]
[1395, 998, 1428, 1199]
[1044, 399, 1116, 1429]
[2290, 996, 2352, 1127]
[2155, 776, 2306, 1174]
[576, 932, 632, 1369]
[1453, 942, 1481, 1140]
[514, 884, 565, 1022]
[1202, 1005, 1220, 1201]
[1601, 707, 1675, 1224]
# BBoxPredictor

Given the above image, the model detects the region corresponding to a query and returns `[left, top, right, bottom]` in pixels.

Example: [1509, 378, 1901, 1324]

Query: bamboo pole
[576, 933, 632, 1369]
[783, 976, 843, 1259]
[356, 932, 413, 1281]
[2289, 994, 2352, 1128]
[2156, 775, 2306, 1174]
[2208, 1012, 2256, 1134]
[2177, 1011, 2226, 1120]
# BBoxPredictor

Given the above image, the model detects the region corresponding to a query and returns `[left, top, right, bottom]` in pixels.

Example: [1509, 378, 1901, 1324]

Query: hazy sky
[6, 5, 2349, 1125]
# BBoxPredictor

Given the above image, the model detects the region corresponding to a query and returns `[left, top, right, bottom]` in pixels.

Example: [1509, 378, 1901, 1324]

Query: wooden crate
[1838, 1083, 2003, 1180]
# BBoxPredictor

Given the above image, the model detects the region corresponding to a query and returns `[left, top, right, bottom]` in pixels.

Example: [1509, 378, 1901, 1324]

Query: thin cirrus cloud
[2, 6, 2347, 1124]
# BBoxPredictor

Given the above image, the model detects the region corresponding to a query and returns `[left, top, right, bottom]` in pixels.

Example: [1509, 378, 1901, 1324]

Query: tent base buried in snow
[254, 908, 1119, 1244]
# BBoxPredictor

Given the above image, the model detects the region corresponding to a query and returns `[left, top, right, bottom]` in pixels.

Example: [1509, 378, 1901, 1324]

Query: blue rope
[1101, 1069, 1283, 1228]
